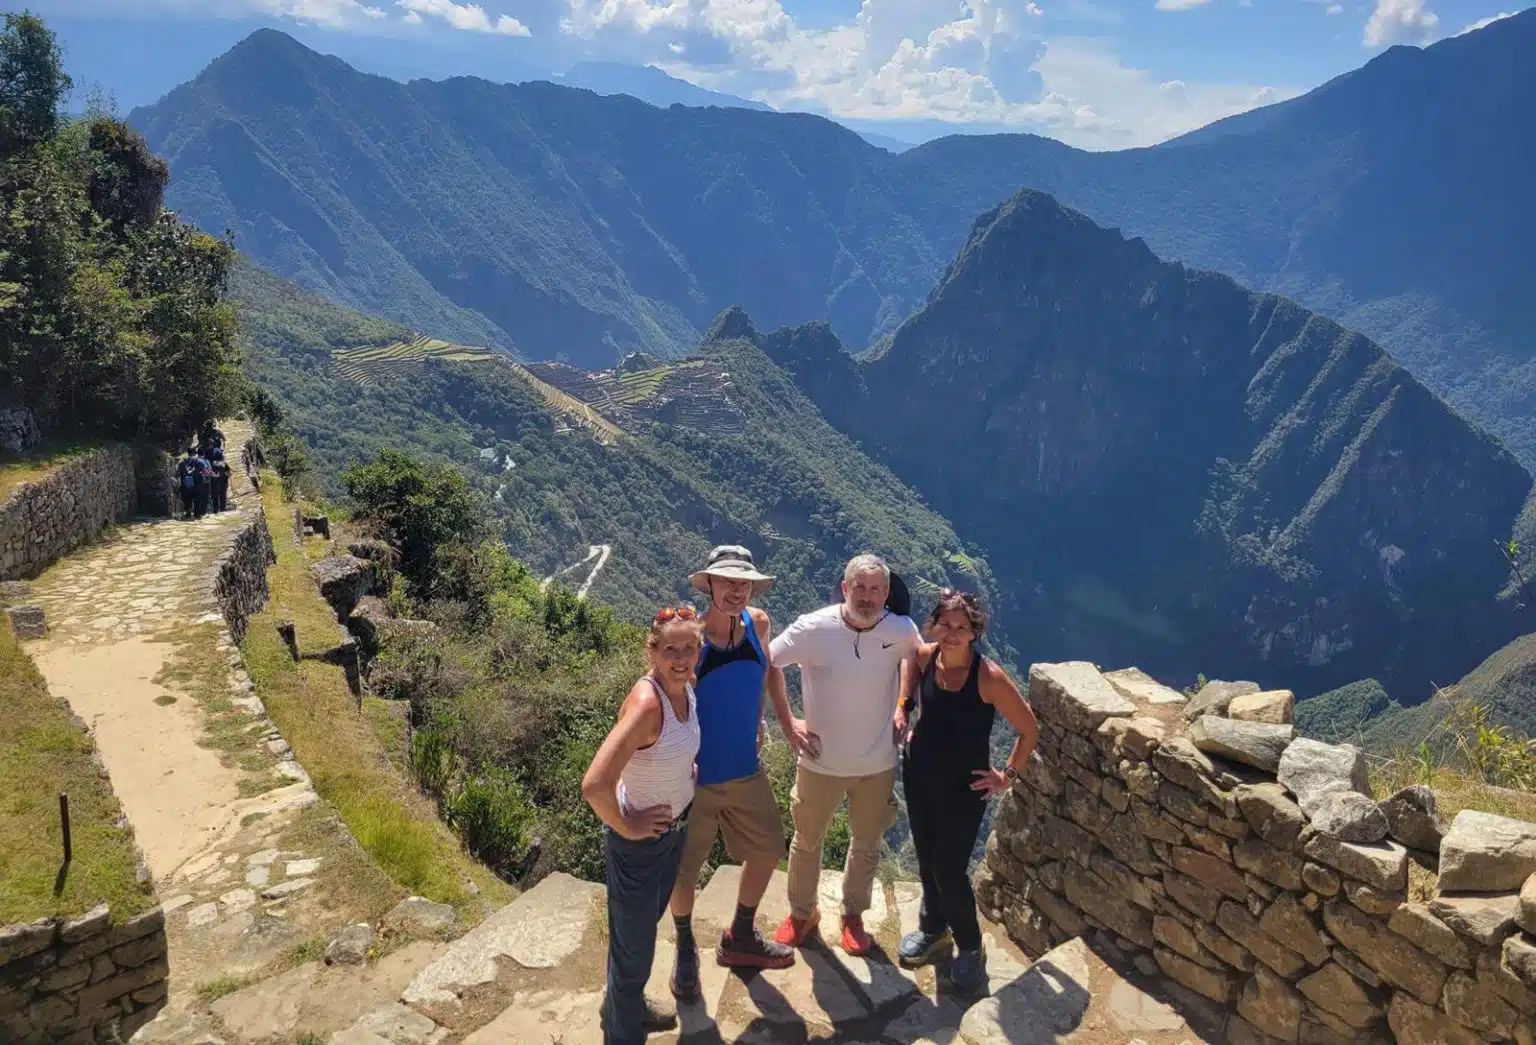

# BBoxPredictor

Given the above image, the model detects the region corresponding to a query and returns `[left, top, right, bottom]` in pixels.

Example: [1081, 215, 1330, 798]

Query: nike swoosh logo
[882, 642, 895, 649]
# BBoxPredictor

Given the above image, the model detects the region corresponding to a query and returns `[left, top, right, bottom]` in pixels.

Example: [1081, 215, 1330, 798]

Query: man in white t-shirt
[765, 553, 921, 956]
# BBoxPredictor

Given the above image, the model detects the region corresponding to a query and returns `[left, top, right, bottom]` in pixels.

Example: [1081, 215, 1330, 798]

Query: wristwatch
[1004, 764, 1021, 783]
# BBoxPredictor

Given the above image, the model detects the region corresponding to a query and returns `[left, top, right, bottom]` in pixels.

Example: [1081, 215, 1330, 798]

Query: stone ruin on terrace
[976, 662, 1536, 1045]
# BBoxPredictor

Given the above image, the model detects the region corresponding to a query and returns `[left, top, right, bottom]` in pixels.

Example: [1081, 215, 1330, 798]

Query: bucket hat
[690, 544, 775, 596]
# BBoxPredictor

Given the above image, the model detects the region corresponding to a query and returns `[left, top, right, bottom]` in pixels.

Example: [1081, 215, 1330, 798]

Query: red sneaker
[840, 914, 873, 956]
[773, 908, 821, 948]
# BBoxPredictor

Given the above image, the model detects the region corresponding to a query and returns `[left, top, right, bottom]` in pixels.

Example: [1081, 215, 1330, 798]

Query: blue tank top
[693, 610, 767, 786]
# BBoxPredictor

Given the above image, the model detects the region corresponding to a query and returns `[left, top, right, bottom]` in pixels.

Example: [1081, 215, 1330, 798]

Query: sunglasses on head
[937, 587, 978, 604]
[653, 605, 698, 624]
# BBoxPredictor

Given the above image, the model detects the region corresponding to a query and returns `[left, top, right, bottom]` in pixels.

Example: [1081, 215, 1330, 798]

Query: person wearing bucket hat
[667, 545, 797, 999]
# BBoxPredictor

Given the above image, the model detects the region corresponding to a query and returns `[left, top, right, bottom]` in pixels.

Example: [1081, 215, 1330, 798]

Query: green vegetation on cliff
[232, 264, 1005, 658]
[0, 12, 240, 446]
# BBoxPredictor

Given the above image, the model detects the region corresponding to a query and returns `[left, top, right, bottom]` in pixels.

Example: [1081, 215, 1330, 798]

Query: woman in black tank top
[894, 590, 1039, 990]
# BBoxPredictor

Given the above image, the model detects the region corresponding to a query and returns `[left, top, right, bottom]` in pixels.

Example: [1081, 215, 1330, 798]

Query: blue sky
[25, 0, 1527, 148]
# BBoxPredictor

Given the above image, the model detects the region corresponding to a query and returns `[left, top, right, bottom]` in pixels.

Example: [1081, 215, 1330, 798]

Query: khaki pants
[786, 764, 898, 920]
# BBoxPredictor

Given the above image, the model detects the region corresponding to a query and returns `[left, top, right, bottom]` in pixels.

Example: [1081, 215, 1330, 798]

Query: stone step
[338, 866, 1218, 1045]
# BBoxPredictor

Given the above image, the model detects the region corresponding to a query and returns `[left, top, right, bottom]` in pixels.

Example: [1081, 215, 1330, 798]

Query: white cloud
[251, 0, 386, 26]
[1154, 0, 1213, 11]
[1325, 4, 1343, 13]
[1362, 0, 1439, 45]
[397, 0, 531, 34]
[1457, 10, 1515, 33]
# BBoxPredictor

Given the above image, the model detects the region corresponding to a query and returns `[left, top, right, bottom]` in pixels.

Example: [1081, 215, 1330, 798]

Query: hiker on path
[175, 449, 199, 519]
[768, 553, 921, 956]
[668, 546, 796, 999]
[893, 589, 1038, 990]
[198, 418, 225, 455]
[191, 448, 212, 518]
[581, 606, 703, 1045]
[209, 448, 231, 513]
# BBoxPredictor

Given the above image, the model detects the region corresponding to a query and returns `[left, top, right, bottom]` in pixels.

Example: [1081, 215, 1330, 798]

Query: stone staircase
[321, 867, 1218, 1045]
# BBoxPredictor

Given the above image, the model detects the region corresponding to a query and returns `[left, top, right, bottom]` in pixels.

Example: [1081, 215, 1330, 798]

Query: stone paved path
[18, 424, 440, 1043]
[323, 868, 1224, 1045]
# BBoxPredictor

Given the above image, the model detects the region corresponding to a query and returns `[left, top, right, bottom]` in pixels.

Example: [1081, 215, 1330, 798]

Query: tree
[0, 12, 70, 158]
[343, 449, 482, 594]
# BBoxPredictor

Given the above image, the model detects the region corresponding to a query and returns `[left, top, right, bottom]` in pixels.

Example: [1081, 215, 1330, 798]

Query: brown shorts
[677, 769, 788, 889]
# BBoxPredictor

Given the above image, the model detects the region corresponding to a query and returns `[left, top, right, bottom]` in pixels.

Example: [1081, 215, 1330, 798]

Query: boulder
[325, 923, 374, 966]
[1227, 690, 1295, 725]
[1185, 679, 1261, 719]
[6, 604, 46, 639]
[1521, 873, 1536, 936]
[1387, 992, 1483, 1045]
[0, 580, 31, 604]
[1379, 785, 1444, 853]
[1234, 782, 1307, 849]
[1028, 662, 1136, 732]
[1297, 962, 1382, 1029]
[310, 555, 377, 620]
[1103, 667, 1188, 706]
[1236, 965, 1304, 1043]
[1387, 903, 1473, 969]
[384, 896, 458, 937]
[1438, 810, 1536, 893]
[1309, 791, 1389, 843]
[1323, 900, 1448, 1005]
[1187, 716, 1294, 773]
[1429, 892, 1520, 947]
[1276, 737, 1370, 818]
[1303, 834, 1408, 892]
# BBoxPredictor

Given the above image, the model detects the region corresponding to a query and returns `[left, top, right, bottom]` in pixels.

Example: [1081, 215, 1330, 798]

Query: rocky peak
[704, 305, 759, 344]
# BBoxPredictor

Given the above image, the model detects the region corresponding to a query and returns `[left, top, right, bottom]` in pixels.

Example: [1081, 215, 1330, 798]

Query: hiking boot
[898, 928, 953, 968]
[840, 914, 873, 957]
[717, 927, 796, 970]
[773, 908, 821, 948]
[948, 948, 987, 992]
[670, 938, 700, 1000]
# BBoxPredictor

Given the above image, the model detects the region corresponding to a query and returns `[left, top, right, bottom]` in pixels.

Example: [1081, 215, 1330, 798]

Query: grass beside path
[0, 627, 154, 925]
[0, 440, 104, 503]
[243, 474, 514, 919]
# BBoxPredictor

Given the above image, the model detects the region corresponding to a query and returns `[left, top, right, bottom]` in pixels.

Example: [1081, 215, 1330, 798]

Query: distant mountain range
[134, 12, 1536, 467]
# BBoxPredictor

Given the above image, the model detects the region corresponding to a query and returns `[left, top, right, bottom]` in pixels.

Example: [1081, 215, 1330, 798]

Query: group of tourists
[581, 546, 1040, 1045]
[175, 420, 231, 520]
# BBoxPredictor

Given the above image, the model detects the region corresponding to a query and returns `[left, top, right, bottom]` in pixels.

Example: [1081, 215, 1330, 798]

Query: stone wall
[975, 662, 1536, 1045]
[0, 904, 168, 1045]
[210, 507, 276, 645]
[0, 447, 138, 582]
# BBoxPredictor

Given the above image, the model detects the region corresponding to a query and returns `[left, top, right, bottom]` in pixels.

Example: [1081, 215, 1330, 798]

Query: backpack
[886, 570, 912, 617]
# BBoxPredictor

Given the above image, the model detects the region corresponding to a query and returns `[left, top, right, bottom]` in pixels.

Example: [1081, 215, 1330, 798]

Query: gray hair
[843, 553, 890, 585]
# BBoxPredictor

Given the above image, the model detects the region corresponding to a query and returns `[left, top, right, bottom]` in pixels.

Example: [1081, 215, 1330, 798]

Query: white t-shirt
[769, 604, 922, 777]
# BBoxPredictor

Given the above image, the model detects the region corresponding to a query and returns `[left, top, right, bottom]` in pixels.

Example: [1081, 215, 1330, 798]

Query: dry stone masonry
[975, 661, 1536, 1045]
[0, 446, 137, 582]
[0, 904, 169, 1045]
[210, 509, 276, 644]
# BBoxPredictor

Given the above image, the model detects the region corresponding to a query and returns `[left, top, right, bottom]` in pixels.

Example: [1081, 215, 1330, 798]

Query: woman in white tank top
[581, 606, 703, 1045]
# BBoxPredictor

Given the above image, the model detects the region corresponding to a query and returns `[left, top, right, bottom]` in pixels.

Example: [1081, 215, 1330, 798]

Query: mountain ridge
[132, 12, 1536, 465]
[755, 189, 1534, 700]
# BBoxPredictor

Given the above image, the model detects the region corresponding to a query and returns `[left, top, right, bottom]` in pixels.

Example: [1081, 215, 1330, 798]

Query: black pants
[212, 476, 229, 512]
[602, 822, 687, 1045]
[180, 488, 195, 518]
[193, 484, 208, 518]
[903, 753, 990, 951]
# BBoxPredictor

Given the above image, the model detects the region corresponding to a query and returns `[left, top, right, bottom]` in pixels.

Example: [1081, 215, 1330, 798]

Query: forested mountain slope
[233, 262, 1008, 655]
[757, 190, 1536, 701]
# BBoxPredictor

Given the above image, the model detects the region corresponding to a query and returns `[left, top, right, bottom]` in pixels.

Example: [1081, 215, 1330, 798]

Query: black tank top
[906, 648, 994, 774]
